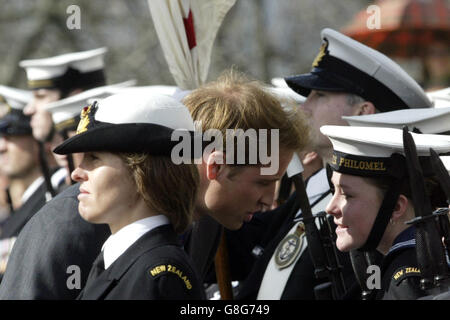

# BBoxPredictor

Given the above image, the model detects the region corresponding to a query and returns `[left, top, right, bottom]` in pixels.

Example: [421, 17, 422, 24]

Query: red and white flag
[148, 0, 236, 89]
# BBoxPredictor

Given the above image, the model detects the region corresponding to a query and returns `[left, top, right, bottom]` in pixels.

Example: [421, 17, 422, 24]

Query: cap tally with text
[0, 86, 33, 136]
[20, 47, 107, 91]
[53, 91, 195, 156]
[45, 80, 136, 133]
[285, 28, 431, 112]
[320, 125, 450, 178]
[342, 107, 450, 134]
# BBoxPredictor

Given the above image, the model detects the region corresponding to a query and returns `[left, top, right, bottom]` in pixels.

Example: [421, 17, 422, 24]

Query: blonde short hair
[183, 69, 309, 164]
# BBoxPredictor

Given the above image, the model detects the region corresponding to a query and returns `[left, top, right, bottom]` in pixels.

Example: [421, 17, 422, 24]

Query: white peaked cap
[53, 91, 196, 155]
[19, 47, 107, 82]
[320, 125, 450, 158]
[285, 28, 431, 111]
[319, 28, 431, 109]
[94, 91, 194, 131]
[342, 107, 450, 134]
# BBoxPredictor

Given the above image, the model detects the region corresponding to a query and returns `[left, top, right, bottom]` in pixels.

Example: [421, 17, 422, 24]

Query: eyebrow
[331, 178, 353, 191]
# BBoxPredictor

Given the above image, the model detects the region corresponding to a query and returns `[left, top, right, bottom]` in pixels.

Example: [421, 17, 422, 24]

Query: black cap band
[28, 68, 106, 92]
[329, 151, 405, 179]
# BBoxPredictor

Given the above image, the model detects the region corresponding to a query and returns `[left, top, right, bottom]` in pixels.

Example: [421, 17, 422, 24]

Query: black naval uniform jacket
[77, 224, 206, 300]
[376, 226, 428, 300]
[0, 181, 47, 239]
[0, 183, 110, 299]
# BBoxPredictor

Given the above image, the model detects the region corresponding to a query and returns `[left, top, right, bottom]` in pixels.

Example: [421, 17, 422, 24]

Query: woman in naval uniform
[53, 91, 205, 300]
[321, 125, 449, 300]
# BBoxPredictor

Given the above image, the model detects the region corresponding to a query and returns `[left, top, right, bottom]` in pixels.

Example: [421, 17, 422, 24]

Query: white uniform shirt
[101, 215, 170, 269]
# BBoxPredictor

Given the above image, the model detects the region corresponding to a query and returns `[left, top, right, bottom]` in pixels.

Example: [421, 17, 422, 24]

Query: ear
[354, 101, 376, 115]
[391, 194, 409, 222]
[205, 151, 225, 180]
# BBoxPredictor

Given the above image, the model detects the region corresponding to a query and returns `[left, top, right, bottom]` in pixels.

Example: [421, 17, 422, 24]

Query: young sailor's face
[71, 152, 140, 229]
[203, 150, 293, 230]
[0, 135, 39, 179]
[301, 90, 357, 157]
[326, 172, 383, 252]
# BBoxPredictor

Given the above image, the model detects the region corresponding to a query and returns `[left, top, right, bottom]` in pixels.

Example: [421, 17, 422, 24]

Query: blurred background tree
[4, 0, 442, 90]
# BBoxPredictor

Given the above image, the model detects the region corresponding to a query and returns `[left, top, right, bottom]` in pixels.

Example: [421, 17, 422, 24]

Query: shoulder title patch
[392, 266, 421, 286]
[149, 264, 192, 290]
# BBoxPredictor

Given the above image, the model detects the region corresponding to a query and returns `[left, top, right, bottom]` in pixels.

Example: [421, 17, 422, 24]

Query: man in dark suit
[0, 49, 111, 299]
[0, 183, 110, 299]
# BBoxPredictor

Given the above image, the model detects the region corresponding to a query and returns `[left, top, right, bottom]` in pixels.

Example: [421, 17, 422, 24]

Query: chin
[336, 239, 354, 253]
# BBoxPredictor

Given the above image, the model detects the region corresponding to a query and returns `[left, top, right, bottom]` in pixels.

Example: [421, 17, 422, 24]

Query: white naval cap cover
[0, 85, 32, 110]
[285, 28, 432, 112]
[45, 80, 136, 131]
[320, 125, 450, 178]
[19, 47, 107, 90]
[427, 87, 450, 108]
[106, 85, 191, 102]
[53, 91, 195, 156]
[342, 107, 450, 134]
[0, 86, 33, 136]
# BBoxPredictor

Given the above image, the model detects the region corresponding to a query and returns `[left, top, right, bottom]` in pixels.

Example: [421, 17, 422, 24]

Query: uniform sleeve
[147, 262, 205, 300]
[381, 266, 428, 300]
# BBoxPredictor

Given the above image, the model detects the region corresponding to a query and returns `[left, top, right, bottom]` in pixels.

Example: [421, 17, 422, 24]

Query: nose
[23, 100, 36, 116]
[325, 193, 341, 218]
[71, 166, 88, 183]
[259, 184, 277, 211]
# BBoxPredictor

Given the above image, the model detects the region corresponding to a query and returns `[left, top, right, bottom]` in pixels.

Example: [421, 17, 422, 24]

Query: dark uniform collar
[386, 226, 416, 257]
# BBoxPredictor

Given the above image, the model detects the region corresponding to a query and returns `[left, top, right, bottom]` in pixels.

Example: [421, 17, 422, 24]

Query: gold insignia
[76, 105, 92, 134]
[274, 222, 305, 270]
[149, 264, 192, 290]
[392, 266, 421, 285]
[338, 157, 387, 172]
[312, 40, 328, 68]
